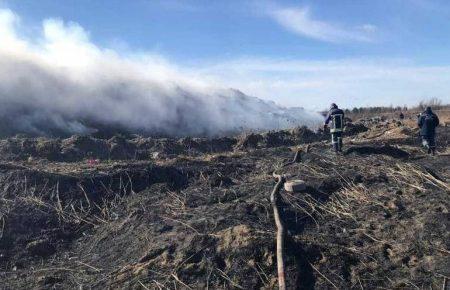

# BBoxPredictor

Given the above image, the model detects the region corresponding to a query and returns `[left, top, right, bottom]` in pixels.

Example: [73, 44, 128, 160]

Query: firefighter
[324, 103, 345, 152]
[418, 107, 440, 155]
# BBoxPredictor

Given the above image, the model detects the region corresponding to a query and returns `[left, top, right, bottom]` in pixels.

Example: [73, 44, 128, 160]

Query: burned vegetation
[0, 118, 448, 289]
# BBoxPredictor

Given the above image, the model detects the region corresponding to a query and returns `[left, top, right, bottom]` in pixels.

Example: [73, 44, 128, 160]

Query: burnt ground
[0, 120, 448, 289]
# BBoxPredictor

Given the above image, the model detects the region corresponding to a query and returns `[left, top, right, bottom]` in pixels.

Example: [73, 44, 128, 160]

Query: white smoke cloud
[0, 8, 321, 137]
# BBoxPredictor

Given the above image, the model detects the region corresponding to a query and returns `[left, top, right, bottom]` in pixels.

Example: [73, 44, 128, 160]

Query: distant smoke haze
[0, 9, 321, 137]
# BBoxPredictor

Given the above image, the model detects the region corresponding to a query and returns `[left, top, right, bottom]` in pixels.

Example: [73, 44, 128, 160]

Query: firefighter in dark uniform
[324, 103, 345, 152]
[418, 106, 440, 155]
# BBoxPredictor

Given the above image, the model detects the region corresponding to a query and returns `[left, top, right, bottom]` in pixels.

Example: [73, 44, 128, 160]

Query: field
[0, 114, 448, 289]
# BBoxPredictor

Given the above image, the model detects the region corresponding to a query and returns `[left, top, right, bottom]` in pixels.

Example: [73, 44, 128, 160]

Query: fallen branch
[271, 173, 287, 290]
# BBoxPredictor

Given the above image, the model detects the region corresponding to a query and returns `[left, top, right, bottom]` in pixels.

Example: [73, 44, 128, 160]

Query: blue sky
[1, 0, 450, 109]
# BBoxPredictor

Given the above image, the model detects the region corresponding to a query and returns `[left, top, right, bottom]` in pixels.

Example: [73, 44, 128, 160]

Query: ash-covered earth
[0, 115, 448, 289]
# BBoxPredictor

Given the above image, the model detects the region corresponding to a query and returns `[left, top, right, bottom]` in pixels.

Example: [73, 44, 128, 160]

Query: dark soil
[345, 144, 410, 159]
[0, 120, 448, 289]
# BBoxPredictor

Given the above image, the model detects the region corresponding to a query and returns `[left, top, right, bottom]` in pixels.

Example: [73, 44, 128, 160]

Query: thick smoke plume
[0, 9, 321, 137]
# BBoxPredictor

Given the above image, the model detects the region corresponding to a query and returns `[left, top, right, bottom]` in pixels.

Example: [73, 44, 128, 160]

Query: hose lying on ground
[270, 148, 303, 289]
[271, 173, 287, 290]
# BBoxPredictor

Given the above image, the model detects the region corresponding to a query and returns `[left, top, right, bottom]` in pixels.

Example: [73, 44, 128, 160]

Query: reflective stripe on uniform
[330, 114, 344, 133]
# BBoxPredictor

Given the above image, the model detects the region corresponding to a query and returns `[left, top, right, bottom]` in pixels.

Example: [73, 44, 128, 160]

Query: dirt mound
[0, 127, 323, 162]
[388, 125, 417, 137]
[202, 137, 237, 152]
[345, 144, 410, 158]
[177, 137, 237, 154]
[61, 135, 109, 161]
[235, 127, 323, 150]
[235, 133, 263, 149]
[344, 122, 369, 135]
[0, 162, 188, 275]
[108, 135, 139, 160]
[261, 131, 295, 147]
[290, 126, 323, 143]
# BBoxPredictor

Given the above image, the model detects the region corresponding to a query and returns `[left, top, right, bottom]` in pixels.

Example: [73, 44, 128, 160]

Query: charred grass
[0, 122, 448, 289]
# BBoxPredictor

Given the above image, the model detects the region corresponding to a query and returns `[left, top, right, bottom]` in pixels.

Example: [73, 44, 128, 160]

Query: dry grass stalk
[387, 163, 449, 192]
[171, 273, 193, 289]
[215, 268, 245, 290]
[309, 262, 338, 289]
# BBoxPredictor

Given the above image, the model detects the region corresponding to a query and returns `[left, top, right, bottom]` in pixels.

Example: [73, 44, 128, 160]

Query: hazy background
[0, 0, 449, 136]
[0, 8, 321, 136]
